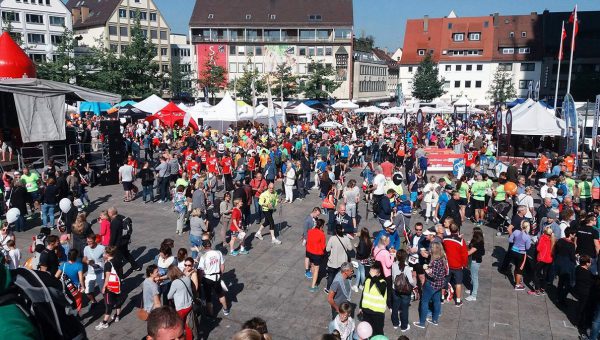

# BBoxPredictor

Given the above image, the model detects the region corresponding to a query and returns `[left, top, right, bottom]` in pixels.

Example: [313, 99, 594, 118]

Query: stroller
[488, 201, 511, 235]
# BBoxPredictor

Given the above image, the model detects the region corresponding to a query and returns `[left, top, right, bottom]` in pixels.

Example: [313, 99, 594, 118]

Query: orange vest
[564, 157, 574, 172]
[537, 155, 548, 172]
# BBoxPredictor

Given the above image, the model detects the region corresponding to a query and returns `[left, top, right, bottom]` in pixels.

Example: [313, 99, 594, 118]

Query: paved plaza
[15, 170, 582, 339]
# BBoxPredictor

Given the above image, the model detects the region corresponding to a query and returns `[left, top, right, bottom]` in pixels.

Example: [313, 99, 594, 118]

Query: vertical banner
[506, 109, 513, 150]
[593, 94, 600, 149]
[563, 93, 577, 155]
[417, 109, 424, 139]
[196, 44, 228, 83]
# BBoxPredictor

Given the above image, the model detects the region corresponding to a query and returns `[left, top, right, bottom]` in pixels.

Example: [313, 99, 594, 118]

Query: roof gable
[66, 0, 121, 29]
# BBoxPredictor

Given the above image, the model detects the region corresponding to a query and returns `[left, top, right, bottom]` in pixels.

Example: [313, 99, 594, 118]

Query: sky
[87, 0, 598, 51]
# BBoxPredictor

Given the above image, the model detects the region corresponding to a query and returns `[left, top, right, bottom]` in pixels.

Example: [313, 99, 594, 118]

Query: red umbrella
[0, 32, 36, 78]
[146, 101, 198, 130]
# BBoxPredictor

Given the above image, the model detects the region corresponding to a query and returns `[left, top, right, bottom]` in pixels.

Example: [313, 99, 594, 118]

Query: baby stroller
[488, 201, 511, 235]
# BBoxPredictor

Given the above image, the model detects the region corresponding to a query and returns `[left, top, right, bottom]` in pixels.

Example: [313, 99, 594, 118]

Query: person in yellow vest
[578, 174, 592, 212]
[256, 183, 282, 244]
[358, 261, 387, 336]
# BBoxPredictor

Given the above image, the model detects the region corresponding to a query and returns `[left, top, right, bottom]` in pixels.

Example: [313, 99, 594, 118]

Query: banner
[196, 44, 228, 83]
[594, 94, 600, 148]
[417, 109, 424, 138]
[563, 93, 577, 155]
[506, 109, 513, 148]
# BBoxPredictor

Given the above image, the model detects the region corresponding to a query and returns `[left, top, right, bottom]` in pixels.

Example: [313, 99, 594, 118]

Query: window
[334, 29, 351, 40]
[160, 31, 167, 40]
[245, 14, 251, 20]
[316, 30, 329, 41]
[445, 65, 451, 71]
[454, 81, 460, 88]
[325, 46, 332, 56]
[119, 9, 127, 18]
[49, 16, 65, 26]
[255, 46, 262, 56]
[108, 25, 117, 35]
[466, 65, 472, 71]
[483, 21, 489, 28]
[308, 46, 315, 56]
[465, 81, 471, 88]
[50, 35, 62, 45]
[27, 33, 45, 44]
[264, 30, 280, 41]
[300, 30, 315, 41]
[452, 33, 464, 42]
[162, 64, 169, 72]
[237, 46, 245, 56]
[207, 14, 214, 19]
[519, 80, 532, 89]
[455, 65, 462, 71]
[443, 81, 450, 88]
[498, 63, 513, 71]
[29, 53, 46, 63]
[26, 14, 43, 24]
[468, 32, 480, 41]
[160, 48, 168, 56]
[308, 14, 322, 21]
[520, 63, 535, 71]
[476, 64, 483, 71]
[521, 31, 527, 38]
[518, 47, 530, 54]
[502, 48, 514, 54]
[229, 63, 237, 73]
[299, 63, 307, 74]
[139, 11, 147, 20]
[408, 66, 413, 72]
[270, 14, 276, 20]
[109, 44, 118, 52]
[141, 29, 147, 37]
[150, 12, 157, 21]
[120, 26, 128, 37]
[316, 46, 324, 56]
[509, 32, 514, 38]
[448, 23, 453, 29]
[475, 81, 482, 88]
[298, 47, 306, 56]
[1, 11, 20, 22]
[150, 30, 157, 39]
[417, 49, 425, 56]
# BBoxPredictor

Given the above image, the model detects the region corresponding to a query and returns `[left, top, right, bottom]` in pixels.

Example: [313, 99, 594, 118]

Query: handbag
[136, 298, 149, 321]
[336, 236, 351, 263]
[178, 278, 202, 315]
[106, 261, 121, 294]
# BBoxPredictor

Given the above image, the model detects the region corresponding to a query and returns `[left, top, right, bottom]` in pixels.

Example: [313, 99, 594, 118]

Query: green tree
[2, 16, 23, 45]
[170, 55, 194, 100]
[229, 58, 266, 103]
[199, 57, 227, 104]
[36, 28, 80, 83]
[272, 63, 298, 99]
[487, 67, 516, 104]
[119, 13, 163, 98]
[411, 53, 445, 101]
[299, 59, 340, 100]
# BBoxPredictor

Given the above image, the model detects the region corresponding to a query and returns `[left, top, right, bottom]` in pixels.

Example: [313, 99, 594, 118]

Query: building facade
[0, 0, 73, 63]
[352, 51, 389, 104]
[188, 0, 354, 100]
[373, 48, 400, 101]
[170, 33, 195, 98]
[65, 0, 171, 74]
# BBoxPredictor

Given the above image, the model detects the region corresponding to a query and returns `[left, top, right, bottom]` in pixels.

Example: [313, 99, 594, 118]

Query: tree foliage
[36, 28, 79, 83]
[2, 17, 23, 45]
[299, 59, 340, 100]
[271, 63, 298, 99]
[228, 58, 266, 103]
[411, 53, 446, 101]
[487, 68, 516, 104]
[198, 57, 227, 104]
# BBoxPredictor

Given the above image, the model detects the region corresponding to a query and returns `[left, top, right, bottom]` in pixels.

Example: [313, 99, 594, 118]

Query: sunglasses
[416, 229, 423, 231]
[184, 264, 193, 267]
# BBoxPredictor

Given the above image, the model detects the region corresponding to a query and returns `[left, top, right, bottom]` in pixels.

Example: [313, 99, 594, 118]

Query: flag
[535, 80, 540, 100]
[558, 22, 567, 61]
[568, 5, 579, 51]
[527, 81, 533, 99]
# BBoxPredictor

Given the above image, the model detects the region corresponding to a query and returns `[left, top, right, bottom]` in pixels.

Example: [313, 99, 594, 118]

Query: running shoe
[308, 287, 318, 293]
[255, 232, 263, 240]
[305, 271, 313, 279]
[95, 322, 109, 330]
[514, 284, 525, 291]
[401, 324, 411, 332]
[238, 249, 249, 255]
[223, 309, 230, 316]
[230, 250, 239, 256]
[426, 318, 439, 326]
[412, 322, 425, 329]
[272, 238, 282, 245]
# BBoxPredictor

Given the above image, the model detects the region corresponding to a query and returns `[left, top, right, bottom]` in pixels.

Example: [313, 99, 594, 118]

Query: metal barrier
[68, 143, 106, 168]
[18, 143, 68, 171]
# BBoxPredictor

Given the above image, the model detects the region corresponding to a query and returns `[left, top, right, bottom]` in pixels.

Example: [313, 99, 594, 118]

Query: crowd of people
[0, 106, 598, 340]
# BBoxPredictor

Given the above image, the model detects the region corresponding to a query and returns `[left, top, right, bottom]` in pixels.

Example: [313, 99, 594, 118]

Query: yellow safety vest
[259, 191, 278, 212]
[361, 278, 387, 313]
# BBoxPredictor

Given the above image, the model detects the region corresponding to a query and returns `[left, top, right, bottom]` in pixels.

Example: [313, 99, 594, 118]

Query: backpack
[394, 266, 413, 294]
[0, 268, 87, 339]
[121, 217, 133, 244]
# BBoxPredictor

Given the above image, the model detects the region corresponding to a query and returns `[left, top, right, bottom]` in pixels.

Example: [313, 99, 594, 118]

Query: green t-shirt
[175, 178, 189, 188]
[472, 181, 487, 201]
[579, 180, 592, 198]
[494, 184, 506, 201]
[21, 173, 39, 192]
[565, 178, 576, 196]
[458, 183, 469, 199]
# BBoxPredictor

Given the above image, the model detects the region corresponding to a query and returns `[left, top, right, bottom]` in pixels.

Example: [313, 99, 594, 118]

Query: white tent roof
[202, 92, 241, 121]
[331, 99, 359, 110]
[355, 105, 382, 113]
[288, 103, 317, 115]
[134, 94, 168, 114]
[511, 101, 566, 136]
[453, 96, 471, 107]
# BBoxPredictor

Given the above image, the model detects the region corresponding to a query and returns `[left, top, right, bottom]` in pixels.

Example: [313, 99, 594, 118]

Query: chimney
[493, 12, 499, 27]
[423, 15, 429, 32]
[72, 7, 81, 23]
[530, 11, 538, 20]
[80, 6, 89, 23]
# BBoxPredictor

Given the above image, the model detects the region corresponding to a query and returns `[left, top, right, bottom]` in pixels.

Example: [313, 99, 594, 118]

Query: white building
[170, 33, 195, 98]
[353, 51, 390, 104]
[0, 0, 73, 63]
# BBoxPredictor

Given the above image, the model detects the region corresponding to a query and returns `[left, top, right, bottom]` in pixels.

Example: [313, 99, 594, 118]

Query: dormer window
[269, 14, 276, 20]
[208, 14, 214, 19]
[309, 14, 322, 21]
[245, 14, 251, 20]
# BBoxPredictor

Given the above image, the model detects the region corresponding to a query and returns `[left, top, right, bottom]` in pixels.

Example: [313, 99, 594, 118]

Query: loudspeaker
[65, 127, 78, 145]
[197, 118, 204, 127]
[99, 120, 120, 136]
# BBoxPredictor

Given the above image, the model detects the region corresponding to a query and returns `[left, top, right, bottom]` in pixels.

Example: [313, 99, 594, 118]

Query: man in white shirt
[118, 161, 135, 202]
[82, 234, 105, 306]
[540, 177, 557, 200]
[198, 240, 229, 316]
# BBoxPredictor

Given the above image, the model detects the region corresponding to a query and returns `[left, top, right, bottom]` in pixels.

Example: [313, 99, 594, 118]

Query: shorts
[448, 268, 464, 284]
[104, 291, 122, 314]
[122, 181, 133, 191]
[340, 157, 348, 163]
[410, 192, 418, 202]
[1, 142, 12, 152]
[472, 199, 485, 209]
[28, 190, 40, 203]
[510, 250, 526, 275]
[202, 277, 224, 301]
[412, 262, 425, 275]
[306, 252, 324, 266]
[458, 198, 468, 206]
[346, 204, 357, 218]
[84, 274, 104, 294]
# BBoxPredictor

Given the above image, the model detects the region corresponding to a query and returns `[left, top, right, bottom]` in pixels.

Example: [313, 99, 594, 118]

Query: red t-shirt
[220, 157, 232, 175]
[127, 159, 138, 169]
[380, 161, 394, 178]
[247, 157, 256, 172]
[200, 150, 208, 164]
[207, 157, 218, 173]
[186, 160, 199, 174]
[464, 151, 478, 167]
[229, 207, 242, 232]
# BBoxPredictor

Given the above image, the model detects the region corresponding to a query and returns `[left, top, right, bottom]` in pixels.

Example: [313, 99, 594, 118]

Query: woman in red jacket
[307, 219, 326, 292]
[530, 226, 555, 296]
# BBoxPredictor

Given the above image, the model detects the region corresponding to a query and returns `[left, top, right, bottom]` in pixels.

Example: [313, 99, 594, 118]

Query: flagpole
[566, 6, 577, 95]
[554, 21, 565, 110]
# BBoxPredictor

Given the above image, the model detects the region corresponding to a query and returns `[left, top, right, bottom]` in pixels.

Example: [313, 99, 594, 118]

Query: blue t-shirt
[340, 145, 350, 158]
[60, 261, 83, 286]
[438, 192, 449, 217]
[316, 161, 327, 173]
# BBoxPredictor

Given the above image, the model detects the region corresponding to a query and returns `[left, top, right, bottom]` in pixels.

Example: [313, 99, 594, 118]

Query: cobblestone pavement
[14, 169, 581, 340]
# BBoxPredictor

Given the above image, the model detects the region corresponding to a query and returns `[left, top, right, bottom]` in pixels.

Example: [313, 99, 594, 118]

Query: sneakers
[426, 318, 439, 326]
[455, 300, 463, 307]
[413, 321, 426, 329]
[223, 309, 230, 316]
[255, 232, 263, 240]
[272, 238, 282, 245]
[527, 290, 541, 296]
[95, 322, 109, 330]
[514, 284, 525, 291]
[323, 288, 330, 294]
[308, 287, 318, 293]
[230, 250, 239, 256]
[465, 295, 477, 302]
[401, 324, 411, 332]
[305, 270, 313, 279]
[538, 288, 546, 295]
[238, 249, 249, 255]
[351, 285, 359, 293]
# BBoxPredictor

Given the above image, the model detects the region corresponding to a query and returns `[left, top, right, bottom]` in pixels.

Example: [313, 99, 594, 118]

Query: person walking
[307, 219, 326, 292]
[391, 249, 416, 332]
[256, 183, 282, 244]
[108, 207, 140, 272]
[95, 246, 122, 330]
[197, 240, 229, 316]
[414, 242, 447, 328]
[228, 198, 248, 256]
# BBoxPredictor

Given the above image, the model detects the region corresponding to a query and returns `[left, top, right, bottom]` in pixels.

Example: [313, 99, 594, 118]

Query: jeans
[13, 214, 25, 232]
[354, 262, 366, 287]
[303, 174, 311, 191]
[142, 185, 154, 202]
[470, 261, 480, 297]
[253, 197, 262, 222]
[189, 234, 202, 259]
[41, 203, 55, 227]
[326, 209, 335, 235]
[176, 211, 186, 233]
[158, 177, 169, 201]
[326, 266, 340, 290]
[419, 281, 441, 325]
[391, 293, 411, 329]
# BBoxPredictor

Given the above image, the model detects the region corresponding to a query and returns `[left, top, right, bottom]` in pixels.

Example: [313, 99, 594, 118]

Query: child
[6, 239, 21, 269]
[59, 233, 71, 262]
[98, 211, 111, 246]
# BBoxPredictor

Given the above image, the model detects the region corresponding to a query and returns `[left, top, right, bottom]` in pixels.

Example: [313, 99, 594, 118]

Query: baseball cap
[423, 227, 436, 236]
[383, 221, 396, 230]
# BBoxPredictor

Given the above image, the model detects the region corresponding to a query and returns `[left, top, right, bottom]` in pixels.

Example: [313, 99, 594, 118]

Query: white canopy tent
[382, 117, 402, 125]
[331, 99, 359, 110]
[200, 93, 242, 130]
[177, 103, 190, 112]
[188, 101, 212, 122]
[134, 94, 168, 114]
[511, 101, 566, 136]
[238, 104, 284, 126]
[355, 105, 382, 114]
[287, 103, 317, 122]
[453, 96, 472, 107]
